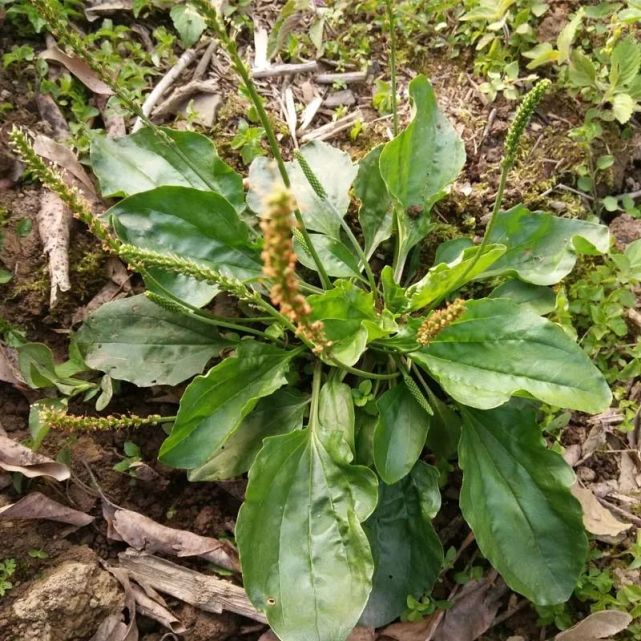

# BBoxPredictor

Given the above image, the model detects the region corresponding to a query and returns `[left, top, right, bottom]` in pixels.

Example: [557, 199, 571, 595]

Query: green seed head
[503, 79, 551, 169]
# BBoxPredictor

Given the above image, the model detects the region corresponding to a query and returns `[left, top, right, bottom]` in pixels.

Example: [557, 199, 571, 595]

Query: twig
[252, 62, 318, 79]
[315, 71, 368, 84]
[596, 497, 641, 527]
[300, 110, 362, 143]
[193, 39, 217, 80]
[132, 47, 200, 131]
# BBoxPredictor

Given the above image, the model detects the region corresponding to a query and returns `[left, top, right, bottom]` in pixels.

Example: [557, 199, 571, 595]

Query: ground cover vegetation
[1, 0, 641, 640]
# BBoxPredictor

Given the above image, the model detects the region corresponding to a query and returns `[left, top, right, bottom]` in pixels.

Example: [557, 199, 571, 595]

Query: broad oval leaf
[108, 186, 261, 306]
[73, 294, 232, 386]
[373, 382, 431, 484]
[237, 429, 378, 641]
[407, 244, 506, 311]
[159, 341, 296, 469]
[90, 127, 244, 212]
[489, 279, 556, 315]
[188, 388, 308, 482]
[246, 141, 358, 239]
[361, 462, 443, 628]
[319, 378, 356, 453]
[458, 403, 588, 605]
[482, 206, 610, 285]
[412, 298, 611, 413]
[309, 281, 395, 366]
[379, 75, 465, 265]
[294, 232, 364, 279]
[355, 145, 393, 259]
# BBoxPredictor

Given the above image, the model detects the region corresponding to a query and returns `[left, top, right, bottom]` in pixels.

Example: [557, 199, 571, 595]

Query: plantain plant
[11, 1, 615, 640]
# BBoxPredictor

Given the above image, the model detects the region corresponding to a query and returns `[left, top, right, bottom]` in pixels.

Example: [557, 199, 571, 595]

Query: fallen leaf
[581, 422, 607, 461]
[0, 473, 11, 490]
[0, 433, 70, 480]
[103, 501, 240, 572]
[618, 452, 640, 493]
[33, 134, 97, 198]
[434, 575, 507, 641]
[131, 583, 185, 634]
[571, 484, 632, 536]
[555, 610, 632, 641]
[92, 566, 138, 641]
[0, 343, 24, 386]
[378, 617, 433, 641]
[36, 93, 70, 140]
[348, 627, 375, 641]
[40, 46, 113, 95]
[0, 492, 94, 526]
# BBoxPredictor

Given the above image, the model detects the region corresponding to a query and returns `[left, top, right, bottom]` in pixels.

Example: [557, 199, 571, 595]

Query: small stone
[577, 466, 596, 482]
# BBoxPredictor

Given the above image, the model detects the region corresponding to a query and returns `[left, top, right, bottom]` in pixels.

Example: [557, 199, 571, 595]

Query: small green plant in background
[0, 559, 16, 598]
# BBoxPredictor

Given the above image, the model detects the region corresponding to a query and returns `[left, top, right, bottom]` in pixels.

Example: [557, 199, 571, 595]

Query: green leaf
[373, 382, 431, 484]
[412, 298, 612, 413]
[17, 343, 91, 395]
[159, 342, 297, 469]
[523, 42, 560, 69]
[0, 269, 12, 284]
[406, 244, 506, 310]
[188, 388, 308, 481]
[379, 75, 465, 266]
[556, 9, 583, 63]
[236, 429, 378, 641]
[609, 36, 641, 89]
[355, 145, 393, 259]
[247, 142, 358, 239]
[612, 93, 636, 124]
[489, 279, 556, 314]
[568, 51, 597, 87]
[458, 403, 588, 604]
[423, 389, 461, 461]
[108, 186, 261, 306]
[309, 281, 395, 366]
[294, 232, 364, 280]
[361, 462, 443, 628]
[380, 265, 410, 313]
[90, 127, 244, 213]
[73, 294, 231, 387]
[319, 378, 356, 453]
[170, 4, 206, 46]
[480, 205, 610, 285]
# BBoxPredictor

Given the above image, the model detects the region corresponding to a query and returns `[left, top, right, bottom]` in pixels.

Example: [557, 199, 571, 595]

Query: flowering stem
[385, 0, 399, 136]
[191, 0, 330, 289]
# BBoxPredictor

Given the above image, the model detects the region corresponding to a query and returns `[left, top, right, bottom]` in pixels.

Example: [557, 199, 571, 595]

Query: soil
[1, 5, 640, 641]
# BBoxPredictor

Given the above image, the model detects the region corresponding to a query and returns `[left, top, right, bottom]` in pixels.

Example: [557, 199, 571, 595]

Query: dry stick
[252, 61, 319, 79]
[193, 38, 217, 80]
[118, 549, 267, 623]
[597, 497, 641, 527]
[301, 110, 363, 143]
[132, 47, 200, 132]
[315, 71, 368, 84]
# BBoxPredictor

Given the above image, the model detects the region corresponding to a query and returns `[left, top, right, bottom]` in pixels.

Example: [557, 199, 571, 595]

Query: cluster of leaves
[8, 1, 625, 639]
[14, 60, 617, 641]
[0, 559, 16, 598]
[563, 239, 641, 430]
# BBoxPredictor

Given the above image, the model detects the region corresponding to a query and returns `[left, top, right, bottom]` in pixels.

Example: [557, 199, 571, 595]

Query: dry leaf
[555, 610, 632, 640]
[33, 134, 97, 197]
[0, 492, 94, 526]
[571, 484, 632, 536]
[0, 433, 70, 480]
[38, 190, 72, 307]
[581, 423, 607, 460]
[36, 93, 70, 140]
[40, 46, 113, 95]
[347, 627, 375, 641]
[103, 501, 240, 571]
[618, 452, 640, 493]
[0, 344, 24, 386]
[92, 566, 139, 641]
[131, 583, 185, 634]
[434, 576, 507, 641]
[378, 617, 433, 641]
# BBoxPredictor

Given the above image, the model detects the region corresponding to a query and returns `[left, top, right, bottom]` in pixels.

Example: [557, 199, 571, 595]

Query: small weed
[0, 558, 16, 598]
